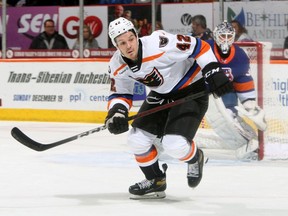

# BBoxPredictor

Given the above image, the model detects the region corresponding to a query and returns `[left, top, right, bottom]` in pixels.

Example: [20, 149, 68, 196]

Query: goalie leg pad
[235, 139, 259, 160]
[205, 96, 253, 149]
[234, 116, 257, 141]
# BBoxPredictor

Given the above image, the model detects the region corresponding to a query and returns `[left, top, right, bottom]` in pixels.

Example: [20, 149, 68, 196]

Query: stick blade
[11, 127, 47, 151]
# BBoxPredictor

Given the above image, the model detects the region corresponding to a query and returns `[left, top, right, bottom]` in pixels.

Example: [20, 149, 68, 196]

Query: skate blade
[129, 191, 166, 200]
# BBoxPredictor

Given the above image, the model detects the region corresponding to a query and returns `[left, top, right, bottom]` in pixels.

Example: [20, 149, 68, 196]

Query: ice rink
[1, 121, 288, 216]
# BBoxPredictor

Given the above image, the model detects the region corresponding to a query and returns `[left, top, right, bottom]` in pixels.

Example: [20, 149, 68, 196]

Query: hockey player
[203, 21, 267, 159]
[105, 17, 233, 199]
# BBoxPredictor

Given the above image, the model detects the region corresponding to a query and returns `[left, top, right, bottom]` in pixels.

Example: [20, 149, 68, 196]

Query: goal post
[236, 41, 265, 160]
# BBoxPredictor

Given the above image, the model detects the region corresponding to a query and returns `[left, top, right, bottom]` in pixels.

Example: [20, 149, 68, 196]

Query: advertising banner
[161, 1, 288, 49]
[0, 6, 58, 50]
[0, 6, 108, 50]
[1, 3, 287, 50]
[58, 6, 108, 49]
[0, 59, 145, 117]
[0, 60, 110, 111]
[266, 64, 288, 107]
[161, 3, 214, 35]
[225, 1, 288, 49]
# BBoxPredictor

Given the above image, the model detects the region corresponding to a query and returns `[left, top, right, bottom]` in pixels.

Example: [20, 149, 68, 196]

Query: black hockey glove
[202, 62, 233, 98]
[105, 104, 129, 135]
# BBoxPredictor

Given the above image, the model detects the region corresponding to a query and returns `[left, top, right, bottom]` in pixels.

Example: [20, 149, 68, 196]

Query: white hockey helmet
[108, 17, 137, 47]
[213, 21, 235, 54]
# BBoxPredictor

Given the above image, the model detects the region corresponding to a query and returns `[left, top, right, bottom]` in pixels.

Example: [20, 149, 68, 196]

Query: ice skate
[129, 164, 167, 200]
[187, 149, 204, 188]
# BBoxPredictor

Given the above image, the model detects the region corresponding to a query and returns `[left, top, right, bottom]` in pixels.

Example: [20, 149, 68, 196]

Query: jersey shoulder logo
[159, 36, 169, 48]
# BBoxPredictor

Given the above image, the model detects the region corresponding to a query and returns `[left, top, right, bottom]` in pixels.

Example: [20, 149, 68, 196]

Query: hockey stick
[11, 90, 207, 152]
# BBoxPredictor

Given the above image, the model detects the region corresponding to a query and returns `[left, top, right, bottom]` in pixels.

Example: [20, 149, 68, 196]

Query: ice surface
[1, 121, 288, 216]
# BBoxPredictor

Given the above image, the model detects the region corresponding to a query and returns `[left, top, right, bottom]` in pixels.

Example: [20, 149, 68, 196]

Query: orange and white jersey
[107, 30, 217, 110]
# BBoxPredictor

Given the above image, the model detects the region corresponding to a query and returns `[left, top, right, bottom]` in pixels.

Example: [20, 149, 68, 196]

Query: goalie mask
[213, 21, 236, 54]
[108, 17, 138, 47]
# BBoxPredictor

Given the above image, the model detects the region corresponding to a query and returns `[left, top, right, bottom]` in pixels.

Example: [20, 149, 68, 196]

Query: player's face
[115, 31, 138, 61]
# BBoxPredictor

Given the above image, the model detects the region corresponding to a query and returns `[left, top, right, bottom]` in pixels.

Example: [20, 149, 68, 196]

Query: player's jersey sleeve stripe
[189, 39, 210, 59]
[107, 94, 133, 109]
[113, 63, 127, 76]
[179, 66, 201, 90]
[142, 51, 165, 63]
[172, 62, 201, 91]
[233, 80, 255, 92]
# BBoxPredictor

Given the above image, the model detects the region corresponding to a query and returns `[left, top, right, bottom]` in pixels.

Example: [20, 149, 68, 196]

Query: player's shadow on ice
[56, 193, 186, 205]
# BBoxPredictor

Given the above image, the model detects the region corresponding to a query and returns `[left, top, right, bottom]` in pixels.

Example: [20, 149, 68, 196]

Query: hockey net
[195, 41, 288, 160]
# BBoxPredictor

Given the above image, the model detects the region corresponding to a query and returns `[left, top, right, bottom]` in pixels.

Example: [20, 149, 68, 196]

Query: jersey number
[176, 34, 191, 51]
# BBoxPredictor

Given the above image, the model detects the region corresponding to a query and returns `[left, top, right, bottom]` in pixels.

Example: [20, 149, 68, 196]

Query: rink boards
[0, 59, 287, 124]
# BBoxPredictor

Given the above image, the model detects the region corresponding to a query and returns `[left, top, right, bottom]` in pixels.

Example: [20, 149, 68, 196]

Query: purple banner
[1, 7, 58, 50]
[0, 5, 152, 51]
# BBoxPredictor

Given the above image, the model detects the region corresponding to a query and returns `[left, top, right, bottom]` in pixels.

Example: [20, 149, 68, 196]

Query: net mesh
[245, 42, 288, 159]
